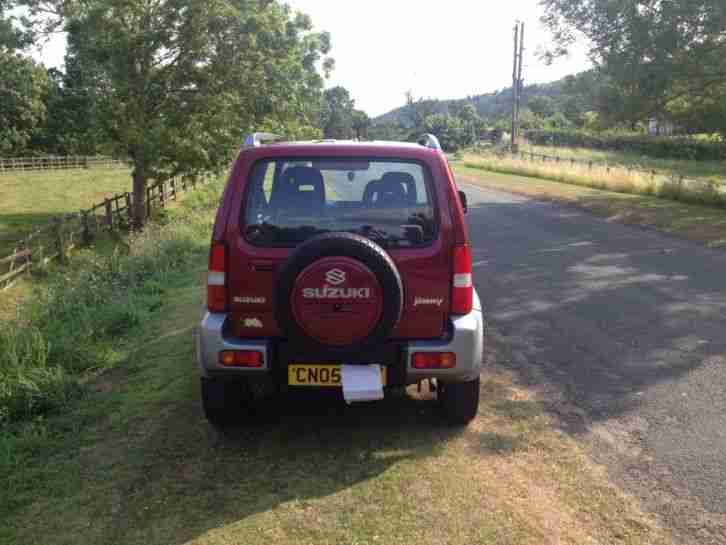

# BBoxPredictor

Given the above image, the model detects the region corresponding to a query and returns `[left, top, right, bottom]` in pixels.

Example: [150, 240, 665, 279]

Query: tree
[0, 0, 31, 50]
[0, 50, 49, 154]
[527, 96, 556, 118]
[351, 109, 370, 140]
[423, 114, 466, 152]
[23, 0, 332, 225]
[541, 0, 726, 133]
[321, 86, 355, 138]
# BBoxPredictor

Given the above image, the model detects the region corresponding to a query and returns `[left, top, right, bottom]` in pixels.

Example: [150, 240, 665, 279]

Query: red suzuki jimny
[196, 133, 485, 427]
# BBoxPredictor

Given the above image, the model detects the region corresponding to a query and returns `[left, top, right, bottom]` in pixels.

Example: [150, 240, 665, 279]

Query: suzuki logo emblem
[325, 268, 346, 285]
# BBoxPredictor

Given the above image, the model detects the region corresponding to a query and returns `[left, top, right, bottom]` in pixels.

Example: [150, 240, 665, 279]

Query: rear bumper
[196, 290, 485, 383]
[404, 289, 485, 383]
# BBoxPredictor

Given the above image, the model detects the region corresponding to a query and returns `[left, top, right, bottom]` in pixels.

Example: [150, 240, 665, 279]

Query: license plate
[288, 364, 387, 387]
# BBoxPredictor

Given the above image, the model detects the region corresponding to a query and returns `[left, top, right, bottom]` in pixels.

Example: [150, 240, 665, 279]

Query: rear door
[226, 154, 452, 340]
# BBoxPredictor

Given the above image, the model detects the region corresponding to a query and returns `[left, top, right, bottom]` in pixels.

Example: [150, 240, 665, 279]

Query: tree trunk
[132, 159, 147, 228]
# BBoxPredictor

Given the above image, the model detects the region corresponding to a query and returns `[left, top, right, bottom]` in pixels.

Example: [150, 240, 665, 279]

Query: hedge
[524, 130, 726, 161]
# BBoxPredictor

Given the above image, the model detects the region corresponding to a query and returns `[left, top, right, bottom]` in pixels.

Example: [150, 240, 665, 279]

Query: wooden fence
[0, 173, 214, 291]
[503, 149, 725, 190]
[0, 155, 128, 174]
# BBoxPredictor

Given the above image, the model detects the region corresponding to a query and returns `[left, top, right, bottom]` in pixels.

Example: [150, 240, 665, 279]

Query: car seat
[270, 166, 326, 214]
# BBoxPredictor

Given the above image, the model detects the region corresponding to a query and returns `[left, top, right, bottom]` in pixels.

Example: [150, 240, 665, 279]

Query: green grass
[0, 167, 132, 255]
[520, 143, 726, 183]
[454, 165, 726, 249]
[0, 179, 223, 426]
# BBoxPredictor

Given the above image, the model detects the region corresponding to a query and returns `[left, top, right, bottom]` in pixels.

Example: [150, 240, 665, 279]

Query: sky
[31, 0, 591, 118]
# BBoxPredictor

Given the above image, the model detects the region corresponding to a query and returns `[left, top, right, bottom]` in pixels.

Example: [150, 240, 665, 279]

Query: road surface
[462, 179, 726, 544]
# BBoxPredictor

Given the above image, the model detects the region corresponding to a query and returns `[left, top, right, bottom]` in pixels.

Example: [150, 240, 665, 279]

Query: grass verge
[461, 152, 726, 209]
[1, 276, 675, 545]
[454, 164, 726, 248]
[520, 143, 726, 183]
[0, 178, 223, 426]
[0, 167, 132, 255]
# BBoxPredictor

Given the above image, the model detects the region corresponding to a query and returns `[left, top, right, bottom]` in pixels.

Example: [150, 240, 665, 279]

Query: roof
[238, 139, 443, 161]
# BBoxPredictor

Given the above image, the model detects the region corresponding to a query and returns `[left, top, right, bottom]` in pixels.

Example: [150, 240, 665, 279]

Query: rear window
[242, 158, 437, 248]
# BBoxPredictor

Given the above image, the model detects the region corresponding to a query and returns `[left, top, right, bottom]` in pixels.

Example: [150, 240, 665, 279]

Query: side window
[262, 162, 276, 201]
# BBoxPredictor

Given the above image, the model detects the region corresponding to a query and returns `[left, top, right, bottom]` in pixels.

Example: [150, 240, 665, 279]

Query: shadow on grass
[86, 384, 462, 544]
[0, 212, 64, 253]
[6, 297, 465, 545]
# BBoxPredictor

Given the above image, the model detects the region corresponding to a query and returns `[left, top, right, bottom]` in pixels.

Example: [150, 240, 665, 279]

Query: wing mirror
[458, 190, 468, 214]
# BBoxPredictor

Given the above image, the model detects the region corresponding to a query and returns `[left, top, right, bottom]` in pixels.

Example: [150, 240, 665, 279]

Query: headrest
[271, 166, 326, 209]
[380, 172, 417, 205]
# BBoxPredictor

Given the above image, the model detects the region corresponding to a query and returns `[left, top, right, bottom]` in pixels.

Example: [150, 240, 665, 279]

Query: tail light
[412, 352, 456, 369]
[207, 243, 227, 312]
[219, 350, 263, 368]
[451, 245, 473, 315]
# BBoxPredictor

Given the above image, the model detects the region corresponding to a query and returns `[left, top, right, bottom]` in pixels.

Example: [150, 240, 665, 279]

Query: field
[0, 167, 132, 255]
[453, 165, 726, 249]
[459, 150, 726, 211]
[519, 143, 726, 183]
[0, 179, 674, 545]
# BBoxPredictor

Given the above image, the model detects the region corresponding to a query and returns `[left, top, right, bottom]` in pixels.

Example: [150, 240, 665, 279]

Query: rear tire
[439, 377, 480, 426]
[201, 378, 248, 429]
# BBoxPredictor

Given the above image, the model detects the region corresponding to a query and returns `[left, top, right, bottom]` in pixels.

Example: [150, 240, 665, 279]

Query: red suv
[196, 133, 485, 426]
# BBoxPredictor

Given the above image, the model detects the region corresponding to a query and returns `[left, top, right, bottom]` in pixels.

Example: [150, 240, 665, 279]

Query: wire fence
[0, 155, 128, 174]
[499, 149, 726, 191]
[0, 173, 215, 291]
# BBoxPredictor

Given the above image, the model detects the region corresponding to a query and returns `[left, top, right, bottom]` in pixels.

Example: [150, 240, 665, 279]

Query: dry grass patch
[520, 144, 726, 183]
[461, 152, 726, 209]
[455, 165, 726, 249]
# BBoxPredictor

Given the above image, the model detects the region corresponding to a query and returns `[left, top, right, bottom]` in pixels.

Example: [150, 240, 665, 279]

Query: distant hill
[374, 77, 573, 127]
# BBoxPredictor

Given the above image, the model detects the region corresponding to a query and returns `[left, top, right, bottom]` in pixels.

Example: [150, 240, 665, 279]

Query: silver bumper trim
[196, 289, 485, 384]
[404, 289, 485, 383]
[196, 312, 270, 377]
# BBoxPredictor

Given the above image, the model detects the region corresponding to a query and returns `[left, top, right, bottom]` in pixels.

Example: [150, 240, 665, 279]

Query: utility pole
[511, 22, 519, 152]
[516, 22, 525, 150]
[511, 21, 525, 152]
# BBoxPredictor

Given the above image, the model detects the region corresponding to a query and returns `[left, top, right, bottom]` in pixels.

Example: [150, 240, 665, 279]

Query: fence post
[125, 193, 133, 226]
[81, 210, 93, 245]
[105, 198, 113, 229]
[56, 219, 67, 265]
[146, 186, 152, 218]
[160, 181, 166, 208]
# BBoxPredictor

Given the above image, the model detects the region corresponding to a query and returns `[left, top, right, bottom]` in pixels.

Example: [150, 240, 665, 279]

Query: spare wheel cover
[292, 257, 383, 346]
[274, 232, 404, 351]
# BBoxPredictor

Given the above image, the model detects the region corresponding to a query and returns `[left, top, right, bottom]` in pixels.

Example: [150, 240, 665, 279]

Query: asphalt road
[461, 180, 726, 544]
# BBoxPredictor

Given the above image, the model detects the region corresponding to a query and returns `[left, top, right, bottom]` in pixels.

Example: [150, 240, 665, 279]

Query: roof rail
[243, 132, 284, 147]
[418, 133, 442, 150]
